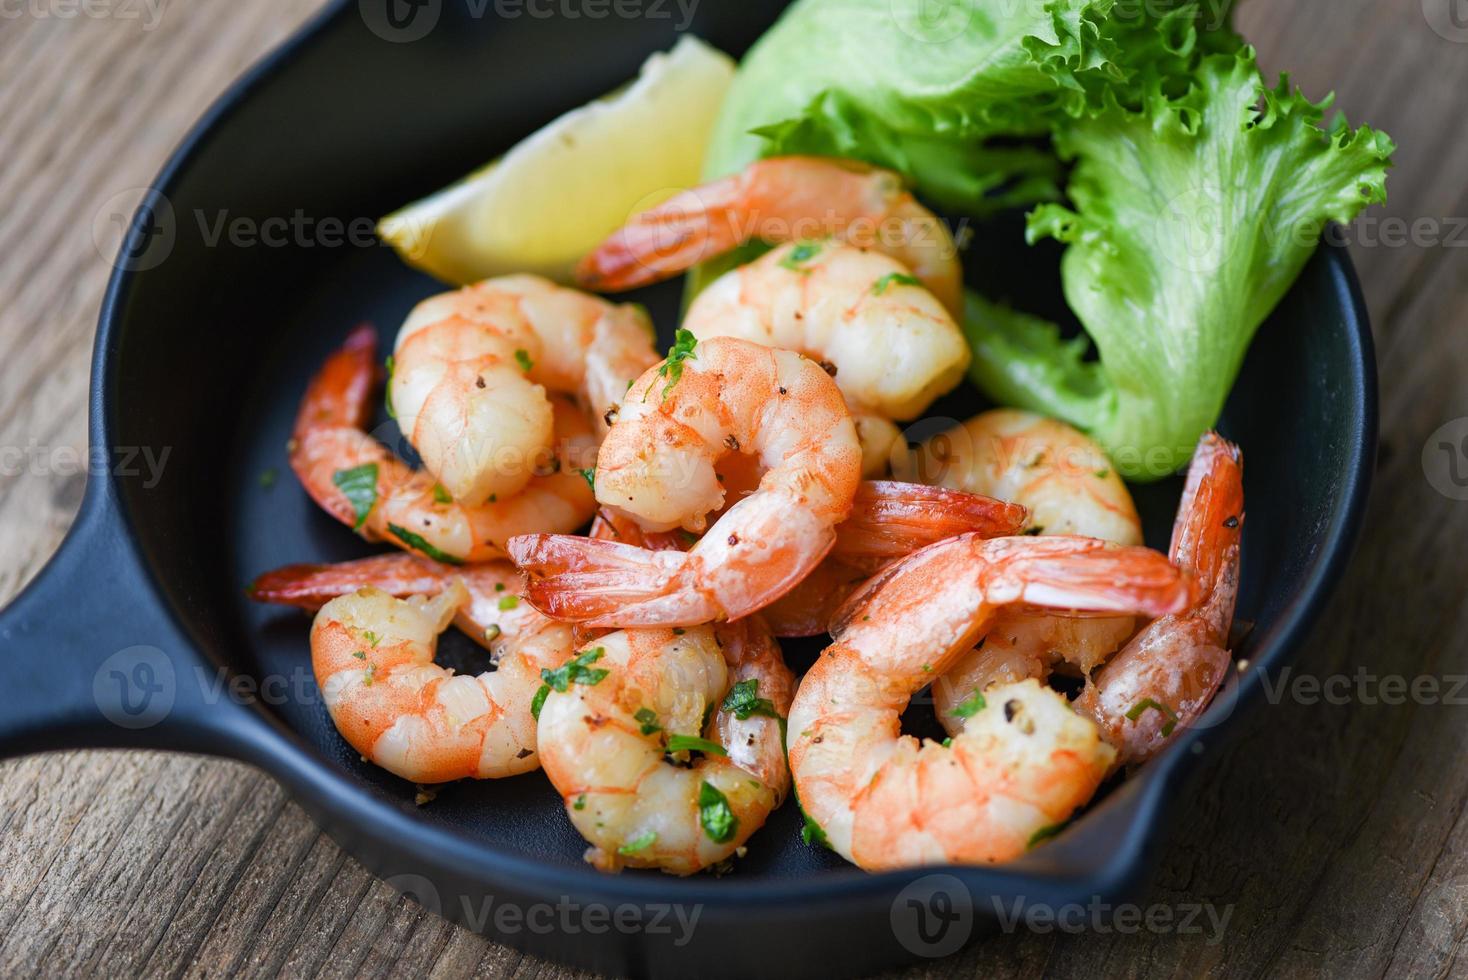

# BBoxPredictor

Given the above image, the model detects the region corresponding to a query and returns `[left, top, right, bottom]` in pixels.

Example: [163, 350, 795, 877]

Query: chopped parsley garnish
[951, 689, 987, 719]
[497, 594, 519, 611]
[1028, 822, 1068, 848]
[362, 630, 380, 647]
[547, 648, 607, 685]
[795, 786, 831, 850]
[431, 483, 452, 504]
[634, 707, 662, 736]
[351, 650, 367, 661]
[720, 679, 781, 721]
[698, 781, 738, 844]
[494, 582, 505, 592]
[333, 463, 379, 530]
[664, 734, 727, 757]
[573, 794, 587, 810]
[1023, 525, 1045, 536]
[617, 831, 657, 855]
[1125, 697, 1179, 736]
[778, 241, 822, 272]
[653, 328, 698, 401]
[577, 467, 596, 492]
[871, 271, 922, 295]
[530, 685, 550, 721]
[514, 348, 534, 372]
[540, 648, 609, 697]
[384, 355, 396, 418]
[1094, 468, 1110, 479]
[258, 468, 277, 489]
[387, 523, 462, 564]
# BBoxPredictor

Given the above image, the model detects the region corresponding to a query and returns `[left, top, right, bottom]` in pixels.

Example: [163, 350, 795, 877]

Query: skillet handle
[0, 485, 253, 759]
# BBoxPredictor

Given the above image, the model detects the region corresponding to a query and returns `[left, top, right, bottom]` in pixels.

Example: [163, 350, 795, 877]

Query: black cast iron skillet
[0, 1, 1376, 975]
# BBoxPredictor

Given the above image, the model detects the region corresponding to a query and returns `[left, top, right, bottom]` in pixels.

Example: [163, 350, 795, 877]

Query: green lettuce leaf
[703, 0, 1133, 212]
[966, 45, 1393, 479]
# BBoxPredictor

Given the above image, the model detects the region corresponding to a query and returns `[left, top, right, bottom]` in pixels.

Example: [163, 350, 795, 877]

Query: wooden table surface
[2, 1, 1466, 976]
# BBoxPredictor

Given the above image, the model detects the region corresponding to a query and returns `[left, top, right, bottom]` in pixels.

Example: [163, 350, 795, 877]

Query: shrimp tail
[508, 533, 690, 621]
[248, 553, 455, 611]
[292, 323, 379, 441]
[575, 174, 750, 291]
[831, 535, 1195, 637]
[1170, 431, 1244, 592]
[832, 481, 1027, 568]
[997, 543, 1197, 619]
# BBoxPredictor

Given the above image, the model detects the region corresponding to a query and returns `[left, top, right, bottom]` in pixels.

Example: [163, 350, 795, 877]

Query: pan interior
[102, 4, 1361, 883]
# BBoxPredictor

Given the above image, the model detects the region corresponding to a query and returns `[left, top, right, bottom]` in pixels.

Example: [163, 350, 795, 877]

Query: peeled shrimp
[894, 409, 1142, 543]
[787, 533, 1193, 870]
[291, 325, 597, 564]
[534, 617, 791, 875]
[1076, 432, 1244, 767]
[682, 241, 970, 474]
[307, 565, 573, 783]
[509, 336, 862, 627]
[894, 410, 1144, 733]
[390, 276, 657, 504]
[577, 156, 963, 316]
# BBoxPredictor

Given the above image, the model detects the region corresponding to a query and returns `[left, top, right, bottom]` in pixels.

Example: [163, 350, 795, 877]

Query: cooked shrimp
[536, 617, 793, 875]
[680, 241, 969, 475]
[509, 336, 862, 627]
[390, 276, 658, 504]
[291, 325, 597, 564]
[308, 568, 574, 783]
[894, 409, 1143, 543]
[787, 533, 1194, 869]
[1076, 432, 1244, 767]
[577, 156, 963, 316]
[893, 410, 1144, 733]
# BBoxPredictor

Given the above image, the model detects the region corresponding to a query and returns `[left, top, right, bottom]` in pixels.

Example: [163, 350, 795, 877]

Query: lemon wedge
[378, 36, 735, 285]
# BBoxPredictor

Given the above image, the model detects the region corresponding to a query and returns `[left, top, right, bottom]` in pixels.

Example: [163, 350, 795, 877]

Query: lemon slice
[378, 36, 735, 285]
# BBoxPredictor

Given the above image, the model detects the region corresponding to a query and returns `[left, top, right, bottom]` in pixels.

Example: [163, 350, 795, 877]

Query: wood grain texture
[1, 0, 1465, 976]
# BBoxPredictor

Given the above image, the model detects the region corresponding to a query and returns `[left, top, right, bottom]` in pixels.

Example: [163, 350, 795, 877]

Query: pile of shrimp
[252, 156, 1246, 875]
